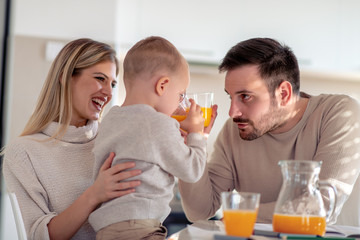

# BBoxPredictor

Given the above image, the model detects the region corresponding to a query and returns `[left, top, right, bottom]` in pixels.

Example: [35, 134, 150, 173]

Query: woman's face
[70, 61, 117, 127]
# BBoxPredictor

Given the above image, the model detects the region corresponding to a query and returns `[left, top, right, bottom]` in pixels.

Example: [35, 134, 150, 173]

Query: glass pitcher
[273, 160, 337, 236]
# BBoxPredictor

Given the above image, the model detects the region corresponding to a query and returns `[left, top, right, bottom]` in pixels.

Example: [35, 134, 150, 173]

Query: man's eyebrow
[235, 90, 253, 94]
[224, 89, 253, 95]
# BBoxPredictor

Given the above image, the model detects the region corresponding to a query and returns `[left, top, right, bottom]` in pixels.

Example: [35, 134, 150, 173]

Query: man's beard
[233, 100, 287, 141]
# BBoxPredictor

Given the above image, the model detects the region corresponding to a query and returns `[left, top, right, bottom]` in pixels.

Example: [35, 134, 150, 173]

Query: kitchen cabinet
[116, 0, 360, 73]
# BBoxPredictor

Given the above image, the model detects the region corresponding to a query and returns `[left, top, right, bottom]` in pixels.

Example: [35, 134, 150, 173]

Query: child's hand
[179, 98, 204, 134]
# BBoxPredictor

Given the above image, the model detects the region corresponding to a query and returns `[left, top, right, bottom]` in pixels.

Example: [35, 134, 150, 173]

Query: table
[167, 220, 360, 240]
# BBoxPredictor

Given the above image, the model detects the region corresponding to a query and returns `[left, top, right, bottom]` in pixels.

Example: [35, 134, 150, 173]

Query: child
[88, 36, 207, 240]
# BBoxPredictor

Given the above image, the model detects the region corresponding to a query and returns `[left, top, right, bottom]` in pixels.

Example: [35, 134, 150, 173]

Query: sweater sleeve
[314, 96, 360, 224]
[148, 116, 207, 183]
[2, 139, 54, 240]
[178, 119, 235, 221]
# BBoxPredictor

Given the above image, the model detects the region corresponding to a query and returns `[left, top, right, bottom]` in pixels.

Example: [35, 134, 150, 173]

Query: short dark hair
[219, 38, 300, 96]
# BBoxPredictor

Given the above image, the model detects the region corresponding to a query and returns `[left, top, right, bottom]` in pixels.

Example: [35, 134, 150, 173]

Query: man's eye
[240, 94, 251, 102]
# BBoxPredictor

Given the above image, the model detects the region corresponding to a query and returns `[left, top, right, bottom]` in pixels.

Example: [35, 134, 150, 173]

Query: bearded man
[179, 38, 360, 226]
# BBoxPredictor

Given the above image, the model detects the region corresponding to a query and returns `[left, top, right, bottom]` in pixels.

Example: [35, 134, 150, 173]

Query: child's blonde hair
[123, 36, 184, 84]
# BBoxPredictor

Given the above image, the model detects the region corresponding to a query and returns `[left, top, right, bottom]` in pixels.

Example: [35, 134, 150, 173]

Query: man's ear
[155, 77, 170, 96]
[277, 81, 292, 106]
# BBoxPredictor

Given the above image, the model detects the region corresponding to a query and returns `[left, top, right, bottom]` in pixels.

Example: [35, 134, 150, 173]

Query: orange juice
[273, 214, 326, 236]
[202, 107, 212, 127]
[223, 210, 257, 237]
[172, 107, 212, 127]
[171, 114, 187, 122]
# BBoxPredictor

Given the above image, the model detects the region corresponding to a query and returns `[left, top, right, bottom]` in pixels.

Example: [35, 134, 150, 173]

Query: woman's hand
[48, 153, 141, 239]
[90, 152, 141, 205]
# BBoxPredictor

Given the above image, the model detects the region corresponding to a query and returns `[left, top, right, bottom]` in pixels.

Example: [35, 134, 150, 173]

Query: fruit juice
[223, 209, 257, 237]
[202, 107, 212, 127]
[171, 114, 187, 122]
[171, 108, 189, 122]
[273, 214, 326, 236]
[172, 107, 212, 127]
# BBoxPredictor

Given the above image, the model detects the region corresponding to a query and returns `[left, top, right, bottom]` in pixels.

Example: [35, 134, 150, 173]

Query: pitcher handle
[318, 180, 337, 223]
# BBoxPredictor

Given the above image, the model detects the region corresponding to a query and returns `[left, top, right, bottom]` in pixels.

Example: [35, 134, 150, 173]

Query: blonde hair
[123, 36, 184, 84]
[21, 38, 119, 138]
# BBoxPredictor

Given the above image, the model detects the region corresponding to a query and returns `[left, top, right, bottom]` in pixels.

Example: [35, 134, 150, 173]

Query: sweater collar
[42, 121, 98, 143]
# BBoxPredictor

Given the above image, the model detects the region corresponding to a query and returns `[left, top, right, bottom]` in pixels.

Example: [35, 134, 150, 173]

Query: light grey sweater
[88, 104, 207, 232]
[3, 121, 99, 240]
[179, 93, 360, 225]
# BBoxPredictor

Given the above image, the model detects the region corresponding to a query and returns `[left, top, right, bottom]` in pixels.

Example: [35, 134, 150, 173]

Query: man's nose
[229, 101, 242, 118]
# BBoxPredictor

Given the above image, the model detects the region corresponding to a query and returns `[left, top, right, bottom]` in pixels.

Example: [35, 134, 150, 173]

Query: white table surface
[167, 220, 360, 240]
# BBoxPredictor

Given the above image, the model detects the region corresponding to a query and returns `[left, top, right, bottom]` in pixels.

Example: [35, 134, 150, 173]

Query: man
[179, 38, 360, 226]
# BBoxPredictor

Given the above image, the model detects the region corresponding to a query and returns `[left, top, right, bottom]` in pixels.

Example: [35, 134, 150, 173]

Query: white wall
[115, 0, 360, 73]
[13, 0, 118, 42]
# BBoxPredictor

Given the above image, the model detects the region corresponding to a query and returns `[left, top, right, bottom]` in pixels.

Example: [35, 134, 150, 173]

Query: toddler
[89, 36, 207, 240]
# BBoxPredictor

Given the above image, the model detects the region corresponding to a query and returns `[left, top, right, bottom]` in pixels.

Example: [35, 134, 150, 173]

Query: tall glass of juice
[171, 92, 214, 127]
[186, 92, 213, 127]
[221, 192, 260, 237]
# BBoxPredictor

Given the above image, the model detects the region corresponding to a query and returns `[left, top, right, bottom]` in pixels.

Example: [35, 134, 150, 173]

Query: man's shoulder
[305, 94, 360, 127]
[310, 93, 359, 111]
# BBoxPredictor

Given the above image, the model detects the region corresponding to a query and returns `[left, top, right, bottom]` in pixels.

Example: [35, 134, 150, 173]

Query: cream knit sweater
[3, 121, 98, 240]
[179, 93, 360, 225]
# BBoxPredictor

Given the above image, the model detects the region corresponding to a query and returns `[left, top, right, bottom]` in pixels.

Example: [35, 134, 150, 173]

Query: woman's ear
[277, 81, 292, 106]
[155, 77, 170, 96]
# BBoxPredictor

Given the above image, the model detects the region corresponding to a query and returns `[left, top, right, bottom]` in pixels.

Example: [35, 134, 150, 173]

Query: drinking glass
[171, 95, 190, 122]
[172, 92, 214, 127]
[221, 191, 260, 237]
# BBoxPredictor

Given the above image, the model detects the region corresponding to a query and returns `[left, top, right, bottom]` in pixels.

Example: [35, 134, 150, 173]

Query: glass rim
[221, 191, 260, 198]
[278, 160, 322, 166]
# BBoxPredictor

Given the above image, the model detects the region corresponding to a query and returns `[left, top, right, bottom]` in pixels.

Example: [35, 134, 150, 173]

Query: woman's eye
[111, 82, 117, 89]
[95, 76, 105, 81]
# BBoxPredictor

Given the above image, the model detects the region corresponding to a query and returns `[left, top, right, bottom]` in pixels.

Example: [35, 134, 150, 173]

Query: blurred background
[1, 0, 360, 238]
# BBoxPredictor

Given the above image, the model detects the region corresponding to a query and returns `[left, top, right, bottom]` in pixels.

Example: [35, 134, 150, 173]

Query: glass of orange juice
[221, 192, 260, 237]
[172, 92, 213, 127]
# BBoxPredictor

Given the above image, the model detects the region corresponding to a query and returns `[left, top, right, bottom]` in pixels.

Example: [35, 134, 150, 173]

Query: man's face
[225, 65, 287, 140]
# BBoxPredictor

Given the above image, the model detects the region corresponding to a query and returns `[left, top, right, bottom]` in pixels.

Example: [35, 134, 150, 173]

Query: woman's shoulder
[3, 133, 46, 159]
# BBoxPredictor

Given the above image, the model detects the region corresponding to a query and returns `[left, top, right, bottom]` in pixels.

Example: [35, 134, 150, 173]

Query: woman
[2, 38, 141, 240]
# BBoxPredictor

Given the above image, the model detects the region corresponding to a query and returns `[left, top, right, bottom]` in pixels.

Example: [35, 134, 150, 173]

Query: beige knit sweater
[179, 93, 360, 226]
[3, 121, 98, 240]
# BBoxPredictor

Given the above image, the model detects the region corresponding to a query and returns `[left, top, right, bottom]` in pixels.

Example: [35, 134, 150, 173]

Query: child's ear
[155, 77, 170, 96]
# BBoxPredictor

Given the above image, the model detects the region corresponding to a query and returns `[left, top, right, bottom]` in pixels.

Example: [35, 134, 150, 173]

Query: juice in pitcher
[273, 214, 326, 236]
[223, 209, 258, 237]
